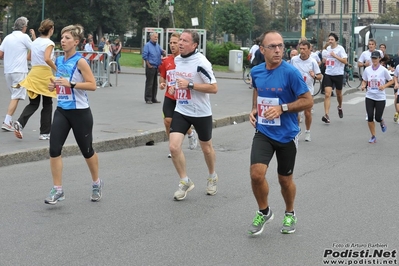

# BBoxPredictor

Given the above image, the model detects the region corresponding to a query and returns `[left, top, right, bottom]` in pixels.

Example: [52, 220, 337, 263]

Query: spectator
[98, 37, 105, 52]
[112, 38, 122, 73]
[142, 32, 165, 104]
[84, 38, 94, 52]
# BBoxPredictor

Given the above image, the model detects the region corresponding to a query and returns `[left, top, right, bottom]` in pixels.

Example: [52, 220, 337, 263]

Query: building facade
[266, 0, 394, 51]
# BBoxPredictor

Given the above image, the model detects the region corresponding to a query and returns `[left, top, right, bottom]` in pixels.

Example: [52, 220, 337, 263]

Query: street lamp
[5, 7, 11, 35]
[212, 0, 218, 43]
[42, 0, 45, 20]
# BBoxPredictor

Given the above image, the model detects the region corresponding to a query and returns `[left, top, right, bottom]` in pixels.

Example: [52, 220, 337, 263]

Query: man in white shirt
[0, 16, 35, 131]
[291, 40, 322, 141]
[248, 38, 260, 65]
[321, 33, 348, 123]
[169, 29, 218, 201]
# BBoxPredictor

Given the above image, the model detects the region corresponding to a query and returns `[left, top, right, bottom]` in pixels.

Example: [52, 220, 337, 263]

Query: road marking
[344, 96, 394, 106]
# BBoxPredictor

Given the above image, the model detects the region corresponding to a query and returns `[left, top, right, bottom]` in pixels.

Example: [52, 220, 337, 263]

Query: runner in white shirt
[248, 38, 260, 65]
[361, 51, 393, 143]
[321, 33, 348, 123]
[358, 39, 383, 71]
[168, 29, 218, 201]
[393, 65, 399, 124]
[0, 17, 35, 131]
[291, 40, 322, 142]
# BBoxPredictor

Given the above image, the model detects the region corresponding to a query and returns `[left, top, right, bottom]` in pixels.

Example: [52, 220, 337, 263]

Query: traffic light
[301, 0, 316, 19]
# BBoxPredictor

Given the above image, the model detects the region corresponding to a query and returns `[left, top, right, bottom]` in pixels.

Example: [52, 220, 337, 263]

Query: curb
[0, 113, 250, 168]
[0, 87, 359, 168]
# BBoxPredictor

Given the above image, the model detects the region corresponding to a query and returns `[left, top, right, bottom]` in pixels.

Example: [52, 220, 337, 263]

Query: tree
[215, 1, 255, 45]
[375, 2, 399, 25]
[143, 0, 170, 28]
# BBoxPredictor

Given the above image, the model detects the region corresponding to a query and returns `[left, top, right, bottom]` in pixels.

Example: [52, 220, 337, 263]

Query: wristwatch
[281, 104, 288, 112]
[70, 81, 76, 89]
[188, 81, 194, 90]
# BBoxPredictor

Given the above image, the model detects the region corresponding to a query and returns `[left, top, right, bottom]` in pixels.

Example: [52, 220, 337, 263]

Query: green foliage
[215, 2, 255, 37]
[143, 0, 170, 27]
[206, 41, 242, 66]
[375, 3, 399, 25]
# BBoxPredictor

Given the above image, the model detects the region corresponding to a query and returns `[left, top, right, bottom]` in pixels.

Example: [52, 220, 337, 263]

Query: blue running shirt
[251, 61, 309, 143]
[55, 53, 89, 110]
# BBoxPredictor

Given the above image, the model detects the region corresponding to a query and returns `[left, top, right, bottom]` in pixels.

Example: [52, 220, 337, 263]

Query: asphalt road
[0, 88, 398, 265]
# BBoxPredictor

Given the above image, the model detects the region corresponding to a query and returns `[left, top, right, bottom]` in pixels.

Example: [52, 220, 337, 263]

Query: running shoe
[337, 106, 343, 118]
[2, 121, 14, 132]
[322, 114, 330, 124]
[174, 179, 195, 201]
[280, 212, 297, 234]
[188, 130, 198, 150]
[44, 188, 65, 205]
[39, 134, 50, 140]
[380, 120, 387, 133]
[305, 131, 311, 142]
[368, 136, 376, 143]
[13, 121, 23, 139]
[91, 179, 103, 202]
[394, 112, 399, 122]
[248, 210, 274, 236]
[206, 174, 218, 195]
[167, 153, 172, 158]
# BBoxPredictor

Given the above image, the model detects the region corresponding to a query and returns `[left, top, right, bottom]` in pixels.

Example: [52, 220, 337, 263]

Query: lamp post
[42, 0, 45, 20]
[339, 0, 343, 45]
[5, 7, 11, 35]
[202, 0, 205, 28]
[349, 0, 357, 80]
[212, 0, 218, 43]
[316, 0, 320, 49]
[249, 0, 253, 41]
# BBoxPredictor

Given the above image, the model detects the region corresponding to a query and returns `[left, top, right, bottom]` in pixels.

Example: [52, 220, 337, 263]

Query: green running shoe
[248, 210, 274, 236]
[280, 213, 297, 234]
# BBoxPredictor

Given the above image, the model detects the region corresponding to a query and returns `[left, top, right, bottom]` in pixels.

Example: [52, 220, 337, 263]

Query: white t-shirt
[30, 37, 55, 67]
[84, 43, 94, 52]
[0, 31, 32, 73]
[310, 52, 321, 63]
[174, 51, 217, 117]
[394, 65, 399, 78]
[249, 44, 259, 63]
[362, 65, 392, 101]
[358, 50, 384, 66]
[323, 45, 348, 76]
[290, 55, 321, 95]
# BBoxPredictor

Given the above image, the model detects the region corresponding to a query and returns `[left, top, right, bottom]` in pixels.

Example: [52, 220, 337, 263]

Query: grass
[119, 52, 229, 72]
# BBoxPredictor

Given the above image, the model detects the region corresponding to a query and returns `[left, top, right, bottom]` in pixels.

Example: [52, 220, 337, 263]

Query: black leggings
[365, 97, 385, 122]
[49, 107, 95, 158]
[18, 95, 53, 134]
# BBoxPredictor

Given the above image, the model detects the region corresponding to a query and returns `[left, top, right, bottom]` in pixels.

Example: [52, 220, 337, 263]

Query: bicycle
[242, 64, 252, 85]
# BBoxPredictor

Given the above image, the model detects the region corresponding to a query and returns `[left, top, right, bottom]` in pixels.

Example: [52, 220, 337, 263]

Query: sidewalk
[0, 66, 359, 167]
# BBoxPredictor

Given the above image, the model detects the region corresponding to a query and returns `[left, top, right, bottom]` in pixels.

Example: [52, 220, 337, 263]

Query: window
[343, 23, 348, 32]
[343, 0, 349, 13]
[359, 0, 365, 13]
[331, 23, 335, 31]
[318, 0, 325, 14]
[379, 0, 387, 13]
[331, 0, 336, 14]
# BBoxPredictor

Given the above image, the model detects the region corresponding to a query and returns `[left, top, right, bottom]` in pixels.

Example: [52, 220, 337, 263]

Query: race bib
[257, 97, 281, 126]
[368, 79, 380, 90]
[175, 88, 192, 105]
[166, 69, 176, 87]
[56, 85, 73, 102]
[326, 58, 335, 69]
